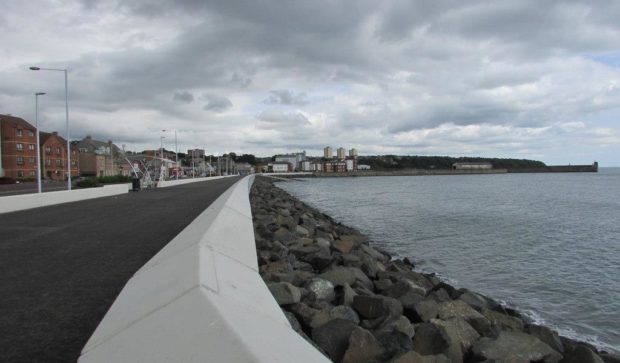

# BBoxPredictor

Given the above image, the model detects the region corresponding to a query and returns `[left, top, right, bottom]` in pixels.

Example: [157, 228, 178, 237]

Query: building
[337, 147, 346, 160]
[349, 148, 358, 157]
[269, 162, 291, 173]
[323, 146, 333, 159]
[357, 164, 371, 170]
[274, 152, 306, 171]
[40, 131, 79, 180]
[74, 136, 124, 177]
[236, 162, 254, 175]
[323, 161, 346, 173]
[452, 162, 493, 170]
[345, 159, 355, 171]
[0, 115, 39, 179]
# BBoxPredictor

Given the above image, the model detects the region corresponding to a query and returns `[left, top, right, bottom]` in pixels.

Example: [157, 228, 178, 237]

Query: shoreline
[250, 176, 618, 363]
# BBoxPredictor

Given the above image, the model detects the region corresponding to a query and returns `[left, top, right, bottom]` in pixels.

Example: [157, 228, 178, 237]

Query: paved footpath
[0, 177, 242, 362]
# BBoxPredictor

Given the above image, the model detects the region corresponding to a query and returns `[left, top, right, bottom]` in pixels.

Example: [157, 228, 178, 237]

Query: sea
[278, 168, 620, 353]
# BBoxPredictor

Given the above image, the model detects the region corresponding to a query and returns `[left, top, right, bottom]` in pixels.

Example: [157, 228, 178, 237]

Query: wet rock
[412, 323, 450, 355]
[353, 295, 386, 319]
[311, 318, 358, 362]
[600, 352, 620, 363]
[305, 278, 336, 302]
[481, 307, 524, 331]
[472, 331, 562, 363]
[561, 345, 605, 363]
[458, 290, 492, 311]
[267, 282, 301, 305]
[524, 324, 564, 353]
[427, 288, 452, 303]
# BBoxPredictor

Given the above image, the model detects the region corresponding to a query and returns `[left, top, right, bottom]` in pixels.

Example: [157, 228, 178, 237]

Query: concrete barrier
[156, 175, 230, 188]
[78, 175, 329, 363]
[0, 183, 130, 214]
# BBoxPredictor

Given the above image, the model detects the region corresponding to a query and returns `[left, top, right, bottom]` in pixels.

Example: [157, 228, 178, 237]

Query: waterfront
[278, 168, 620, 353]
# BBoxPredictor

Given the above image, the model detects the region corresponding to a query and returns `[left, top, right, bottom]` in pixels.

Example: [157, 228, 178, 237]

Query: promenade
[0, 177, 241, 362]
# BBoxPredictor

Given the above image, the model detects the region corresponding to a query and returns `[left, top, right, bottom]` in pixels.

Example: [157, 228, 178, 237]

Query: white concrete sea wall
[0, 183, 130, 214]
[156, 175, 228, 188]
[79, 175, 329, 363]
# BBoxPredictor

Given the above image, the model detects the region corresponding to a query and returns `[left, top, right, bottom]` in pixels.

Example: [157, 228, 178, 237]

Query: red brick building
[40, 131, 79, 180]
[0, 115, 39, 180]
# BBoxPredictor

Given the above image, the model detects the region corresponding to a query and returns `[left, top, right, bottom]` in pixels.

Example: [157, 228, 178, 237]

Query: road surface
[0, 176, 242, 362]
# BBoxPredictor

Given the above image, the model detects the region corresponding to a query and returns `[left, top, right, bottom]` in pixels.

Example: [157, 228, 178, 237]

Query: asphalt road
[0, 176, 242, 362]
[0, 181, 70, 196]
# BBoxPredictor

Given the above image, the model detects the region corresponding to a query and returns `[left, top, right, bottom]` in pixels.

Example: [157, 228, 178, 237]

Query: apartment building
[0, 115, 38, 179]
[337, 147, 346, 160]
[40, 131, 79, 180]
[323, 146, 333, 159]
[74, 136, 122, 177]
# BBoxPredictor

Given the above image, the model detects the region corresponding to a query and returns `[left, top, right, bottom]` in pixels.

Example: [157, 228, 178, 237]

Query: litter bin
[132, 178, 141, 191]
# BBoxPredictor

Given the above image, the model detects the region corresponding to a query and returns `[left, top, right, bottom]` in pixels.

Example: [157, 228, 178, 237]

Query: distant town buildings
[40, 132, 79, 180]
[337, 147, 346, 160]
[74, 136, 124, 177]
[323, 146, 333, 159]
[349, 148, 358, 157]
[0, 115, 38, 179]
[452, 162, 493, 170]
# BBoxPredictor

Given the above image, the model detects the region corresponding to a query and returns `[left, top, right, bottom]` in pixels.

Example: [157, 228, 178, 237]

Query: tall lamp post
[30, 66, 72, 190]
[35, 92, 46, 193]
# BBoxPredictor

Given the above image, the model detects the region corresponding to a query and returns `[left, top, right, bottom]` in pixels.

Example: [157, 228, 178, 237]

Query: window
[45, 159, 51, 166]
[28, 130, 34, 137]
[45, 146, 51, 154]
[16, 143, 23, 151]
[17, 129, 23, 136]
[71, 160, 76, 166]
[79, 148, 88, 153]
[72, 150, 77, 155]
[56, 159, 62, 167]
[16, 156, 24, 165]
[28, 144, 35, 151]
[29, 171, 36, 176]
[17, 171, 24, 177]
[29, 157, 35, 164]
[55, 147, 61, 155]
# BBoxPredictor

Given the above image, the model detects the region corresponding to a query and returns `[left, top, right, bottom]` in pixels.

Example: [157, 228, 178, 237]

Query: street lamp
[30, 66, 72, 190]
[35, 92, 46, 193]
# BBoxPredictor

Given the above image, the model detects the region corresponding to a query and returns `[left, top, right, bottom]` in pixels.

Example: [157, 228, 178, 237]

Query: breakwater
[251, 176, 618, 363]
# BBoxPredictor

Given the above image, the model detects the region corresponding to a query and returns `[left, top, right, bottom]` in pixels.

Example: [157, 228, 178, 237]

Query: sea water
[278, 168, 620, 353]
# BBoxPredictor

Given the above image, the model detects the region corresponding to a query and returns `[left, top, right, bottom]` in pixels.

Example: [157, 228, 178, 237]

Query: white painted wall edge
[0, 183, 130, 214]
[79, 175, 330, 363]
[156, 175, 235, 188]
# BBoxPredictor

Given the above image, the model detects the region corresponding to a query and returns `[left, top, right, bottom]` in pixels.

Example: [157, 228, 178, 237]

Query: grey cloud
[256, 109, 311, 130]
[264, 90, 308, 105]
[203, 95, 232, 112]
[173, 91, 194, 103]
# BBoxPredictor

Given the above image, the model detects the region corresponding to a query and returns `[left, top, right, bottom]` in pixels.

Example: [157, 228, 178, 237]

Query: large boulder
[561, 344, 604, 363]
[267, 282, 301, 305]
[524, 324, 564, 353]
[406, 299, 439, 323]
[311, 318, 358, 362]
[341, 327, 385, 363]
[432, 318, 480, 363]
[305, 278, 335, 302]
[353, 295, 403, 321]
[319, 267, 358, 286]
[472, 331, 563, 363]
[412, 323, 450, 356]
[481, 307, 524, 331]
[437, 300, 491, 335]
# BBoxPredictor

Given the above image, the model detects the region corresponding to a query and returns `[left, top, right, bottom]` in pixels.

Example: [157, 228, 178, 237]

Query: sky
[1, 1, 619, 165]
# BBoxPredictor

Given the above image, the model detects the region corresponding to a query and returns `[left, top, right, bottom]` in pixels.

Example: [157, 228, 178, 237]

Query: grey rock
[342, 327, 385, 363]
[289, 302, 319, 327]
[385, 280, 427, 299]
[319, 267, 357, 286]
[458, 290, 491, 311]
[561, 345, 604, 363]
[343, 283, 357, 306]
[524, 324, 564, 353]
[391, 351, 451, 363]
[273, 227, 295, 243]
[267, 282, 301, 305]
[311, 318, 358, 362]
[315, 237, 332, 249]
[375, 330, 414, 359]
[432, 317, 480, 363]
[472, 331, 563, 363]
[295, 225, 310, 237]
[374, 278, 394, 292]
[353, 295, 385, 319]
[437, 300, 492, 336]
[305, 278, 335, 302]
[428, 288, 452, 303]
[412, 322, 450, 355]
[600, 352, 620, 363]
[408, 299, 439, 323]
[330, 305, 361, 325]
[481, 307, 524, 331]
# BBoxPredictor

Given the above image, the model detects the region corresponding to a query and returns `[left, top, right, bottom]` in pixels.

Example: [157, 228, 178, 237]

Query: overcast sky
[1, 1, 619, 165]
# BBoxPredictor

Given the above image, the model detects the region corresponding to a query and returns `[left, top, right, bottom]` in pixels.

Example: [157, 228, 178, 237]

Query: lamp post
[29, 66, 72, 190]
[174, 129, 178, 180]
[160, 135, 165, 179]
[35, 92, 46, 193]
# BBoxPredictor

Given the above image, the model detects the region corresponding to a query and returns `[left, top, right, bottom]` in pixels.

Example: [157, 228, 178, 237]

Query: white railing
[78, 175, 329, 363]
